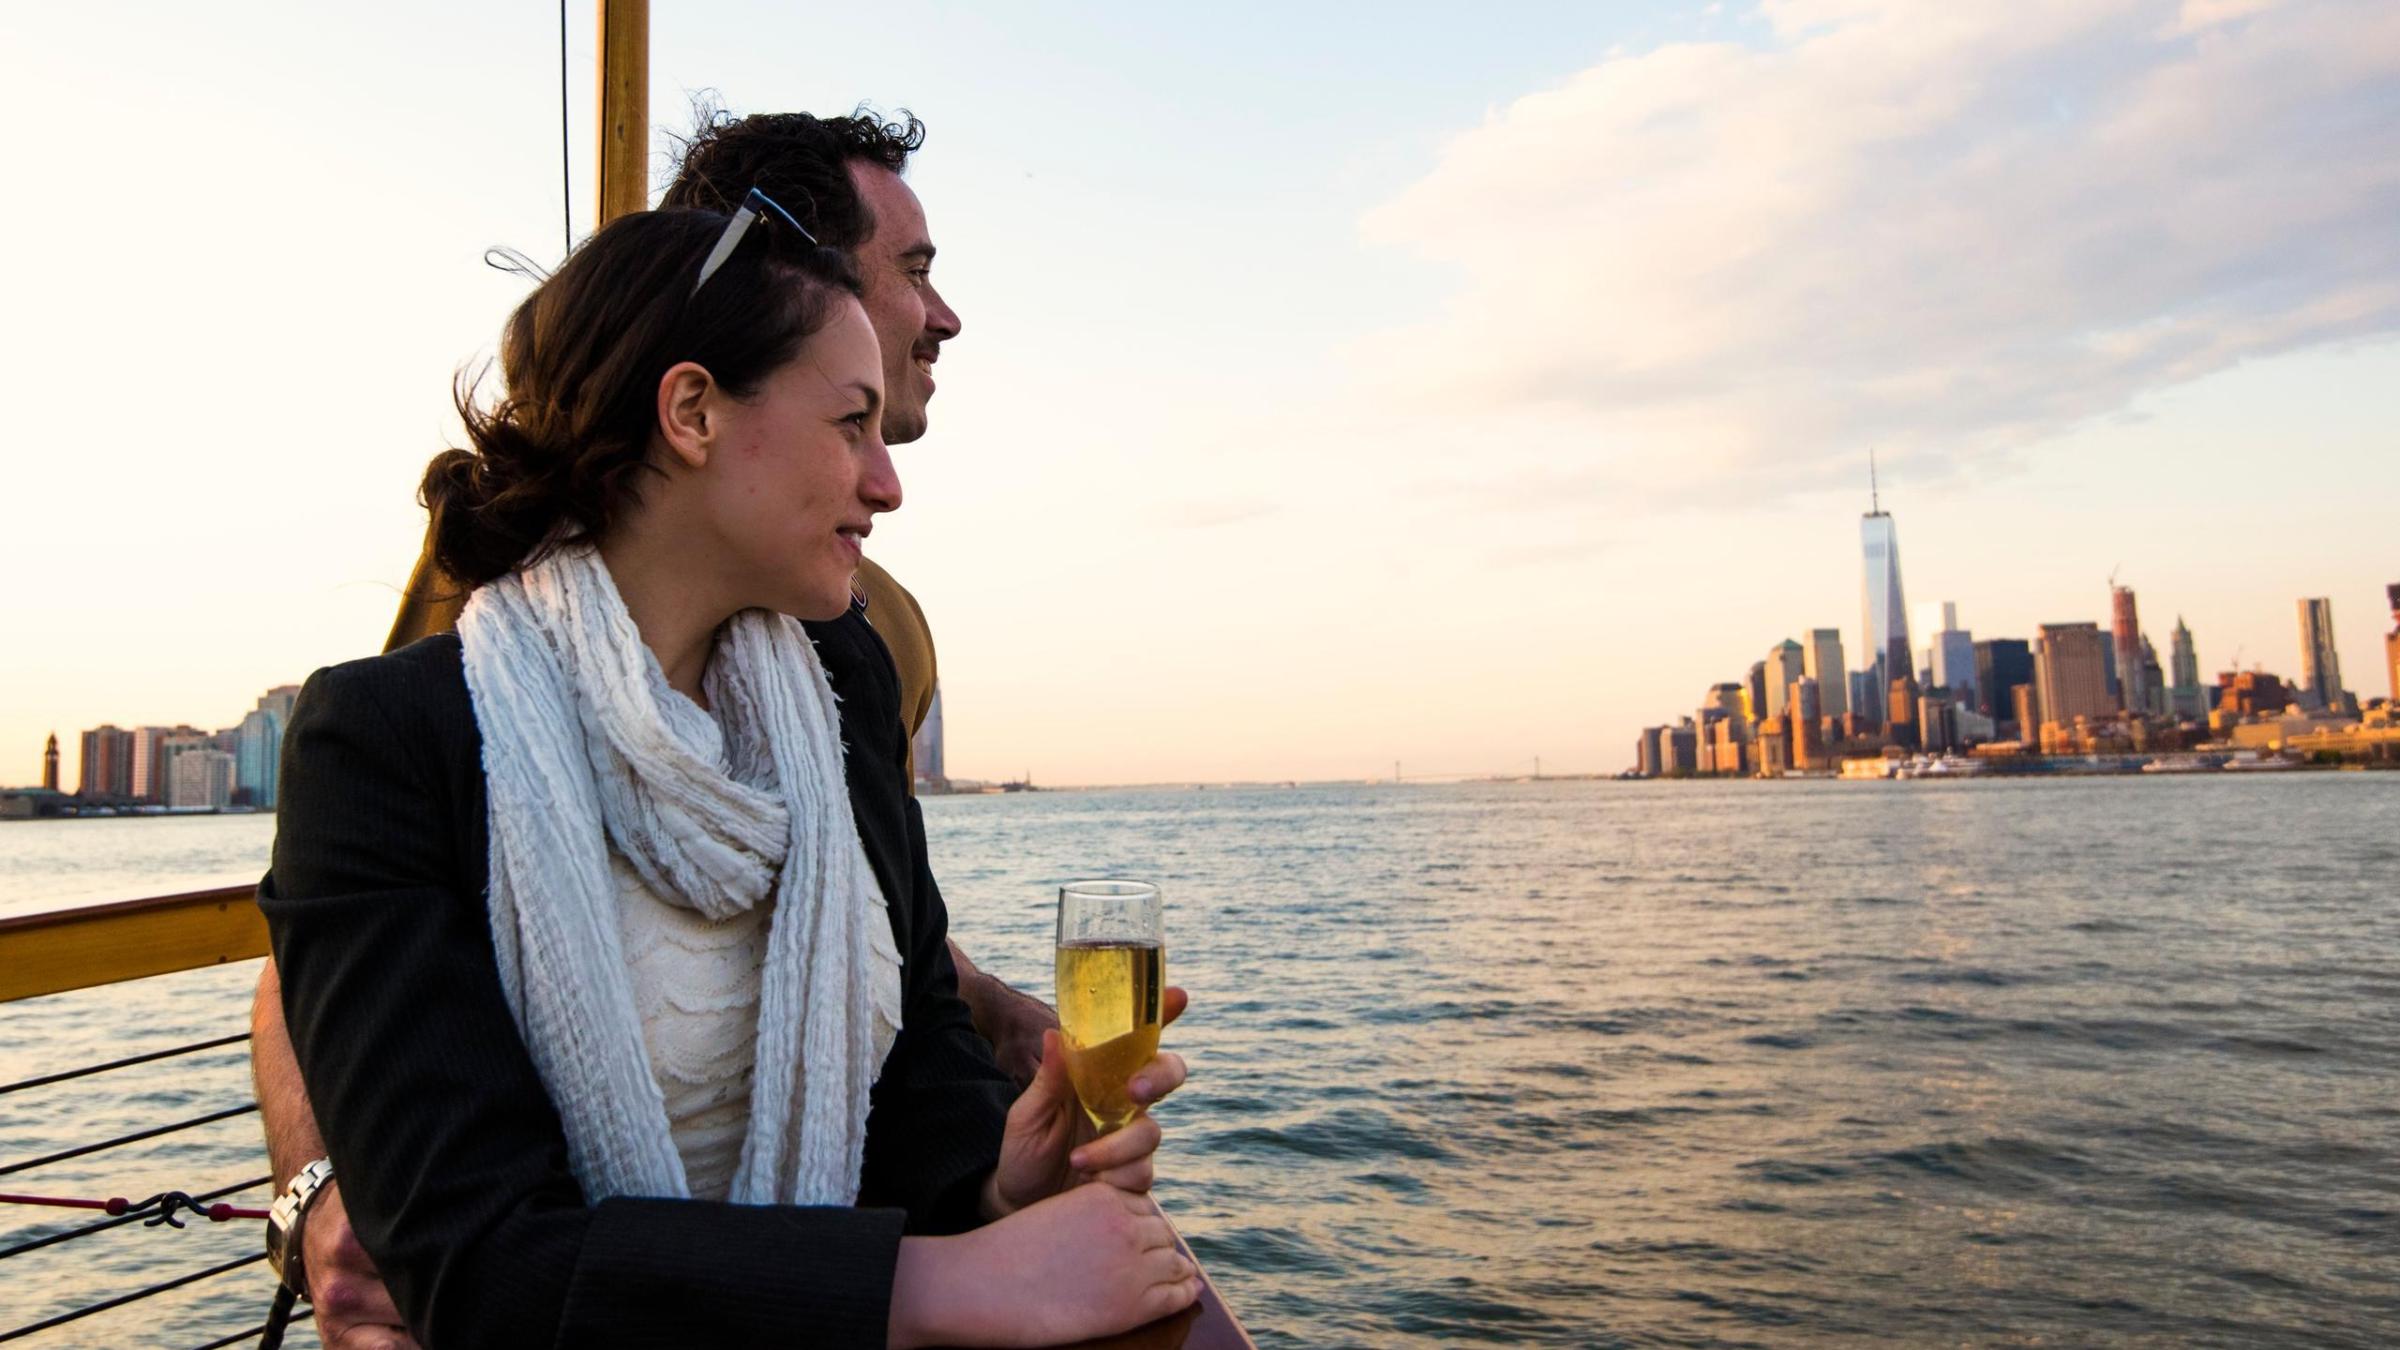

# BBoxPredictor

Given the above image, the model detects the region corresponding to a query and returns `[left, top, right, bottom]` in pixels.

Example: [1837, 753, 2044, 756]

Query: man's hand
[986, 989, 1189, 1218]
[947, 940, 1062, 1087]
[255, 961, 416, 1348]
[302, 1183, 419, 1350]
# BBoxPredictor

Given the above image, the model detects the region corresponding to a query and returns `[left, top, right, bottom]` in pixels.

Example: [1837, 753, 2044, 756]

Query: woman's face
[698, 298, 899, 621]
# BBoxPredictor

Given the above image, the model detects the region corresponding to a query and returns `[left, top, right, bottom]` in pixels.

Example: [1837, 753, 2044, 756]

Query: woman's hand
[985, 989, 1188, 1218]
[889, 1183, 1201, 1349]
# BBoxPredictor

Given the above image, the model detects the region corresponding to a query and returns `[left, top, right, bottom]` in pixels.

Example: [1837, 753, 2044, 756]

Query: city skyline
[5, 1, 2396, 786]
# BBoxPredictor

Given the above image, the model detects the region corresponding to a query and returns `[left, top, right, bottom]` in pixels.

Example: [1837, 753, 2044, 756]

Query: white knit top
[611, 852, 770, 1202]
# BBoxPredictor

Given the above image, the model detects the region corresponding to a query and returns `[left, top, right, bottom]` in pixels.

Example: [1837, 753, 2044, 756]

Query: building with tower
[1860, 457, 1910, 702]
[2168, 618, 2206, 718]
[42, 735, 59, 792]
[2110, 585, 2147, 716]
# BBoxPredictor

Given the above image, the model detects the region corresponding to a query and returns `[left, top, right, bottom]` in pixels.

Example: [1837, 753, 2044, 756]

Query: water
[4, 777, 2396, 1347]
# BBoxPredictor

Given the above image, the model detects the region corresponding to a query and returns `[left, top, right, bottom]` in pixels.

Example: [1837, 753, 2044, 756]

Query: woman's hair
[421, 207, 861, 588]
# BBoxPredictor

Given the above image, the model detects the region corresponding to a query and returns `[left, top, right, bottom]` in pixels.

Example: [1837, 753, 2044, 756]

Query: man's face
[847, 162, 960, 446]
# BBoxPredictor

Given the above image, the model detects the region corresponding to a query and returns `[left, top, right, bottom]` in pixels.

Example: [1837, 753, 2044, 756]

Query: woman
[260, 196, 1197, 1348]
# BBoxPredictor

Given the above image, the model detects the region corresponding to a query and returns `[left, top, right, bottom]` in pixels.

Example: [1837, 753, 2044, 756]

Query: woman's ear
[656, 361, 718, 470]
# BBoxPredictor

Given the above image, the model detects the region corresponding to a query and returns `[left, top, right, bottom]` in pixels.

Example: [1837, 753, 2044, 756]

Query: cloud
[1355, 0, 2400, 500]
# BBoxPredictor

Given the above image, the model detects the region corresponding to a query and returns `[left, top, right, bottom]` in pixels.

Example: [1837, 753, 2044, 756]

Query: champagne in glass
[1055, 880, 1165, 1132]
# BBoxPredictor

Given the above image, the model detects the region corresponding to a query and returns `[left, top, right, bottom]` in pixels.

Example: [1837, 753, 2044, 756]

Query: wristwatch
[265, 1158, 336, 1297]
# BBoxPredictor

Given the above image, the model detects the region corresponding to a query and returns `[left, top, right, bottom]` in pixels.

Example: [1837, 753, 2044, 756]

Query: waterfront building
[1703, 683, 1746, 722]
[1636, 726, 1666, 778]
[2139, 637, 2167, 718]
[2035, 623, 2114, 728]
[1846, 670, 1879, 729]
[1973, 638, 2034, 725]
[2013, 682, 2040, 742]
[1666, 720, 1699, 776]
[2297, 597, 2346, 714]
[1709, 716, 1749, 777]
[1745, 662, 1768, 724]
[130, 725, 206, 803]
[909, 685, 947, 791]
[169, 748, 236, 810]
[1805, 630, 1849, 719]
[157, 732, 215, 807]
[236, 708, 283, 808]
[2386, 584, 2399, 704]
[1791, 678, 1825, 769]
[1887, 673, 1921, 751]
[1930, 603, 1976, 710]
[78, 725, 135, 798]
[2111, 586, 2147, 715]
[42, 734, 59, 791]
[2168, 618, 2207, 719]
[1860, 468, 1910, 699]
[1919, 692, 1956, 754]
[257, 684, 302, 728]
[1755, 716, 1789, 776]
[2215, 670, 2297, 721]
[1763, 640, 1805, 722]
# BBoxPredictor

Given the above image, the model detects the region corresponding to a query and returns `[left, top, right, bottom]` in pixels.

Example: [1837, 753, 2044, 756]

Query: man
[251, 109, 1060, 1350]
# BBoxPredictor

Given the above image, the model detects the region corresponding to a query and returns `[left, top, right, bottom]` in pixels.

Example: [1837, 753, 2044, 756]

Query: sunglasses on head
[690, 187, 817, 296]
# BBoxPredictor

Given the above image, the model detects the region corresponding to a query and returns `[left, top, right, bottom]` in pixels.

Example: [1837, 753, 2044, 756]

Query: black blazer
[259, 611, 1013, 1349]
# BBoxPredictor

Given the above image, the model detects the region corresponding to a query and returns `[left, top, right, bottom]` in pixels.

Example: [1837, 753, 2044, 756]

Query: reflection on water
[5, 777, 2396, 1346]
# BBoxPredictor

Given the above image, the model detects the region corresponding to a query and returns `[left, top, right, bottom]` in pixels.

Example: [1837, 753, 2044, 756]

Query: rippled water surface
[5, 778, 2396, 1347]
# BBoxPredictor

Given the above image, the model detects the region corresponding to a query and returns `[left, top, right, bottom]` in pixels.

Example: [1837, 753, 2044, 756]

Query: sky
[3, 0, 2395, 787]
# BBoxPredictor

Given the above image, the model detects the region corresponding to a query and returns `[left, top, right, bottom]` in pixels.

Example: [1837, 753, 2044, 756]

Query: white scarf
[457, 544, 903, 1207]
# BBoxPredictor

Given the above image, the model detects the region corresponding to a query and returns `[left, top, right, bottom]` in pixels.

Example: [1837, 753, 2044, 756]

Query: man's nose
[925, 284, 961, 342]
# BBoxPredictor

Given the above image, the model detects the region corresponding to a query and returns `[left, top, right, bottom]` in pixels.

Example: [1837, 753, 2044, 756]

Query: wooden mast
[595, 0, 649, 227]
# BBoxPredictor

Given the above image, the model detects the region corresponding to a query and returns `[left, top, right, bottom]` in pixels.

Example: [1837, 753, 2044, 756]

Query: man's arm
[253, 959, 419, 1350]
[945, 939, 1058, 1089]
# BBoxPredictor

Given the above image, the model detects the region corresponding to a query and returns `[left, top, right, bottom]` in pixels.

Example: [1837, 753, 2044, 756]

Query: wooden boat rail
[0, 890, 1255, 1349]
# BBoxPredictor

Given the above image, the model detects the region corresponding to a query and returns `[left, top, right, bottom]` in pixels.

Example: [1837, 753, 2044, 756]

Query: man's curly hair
[664, 103, 926, 257]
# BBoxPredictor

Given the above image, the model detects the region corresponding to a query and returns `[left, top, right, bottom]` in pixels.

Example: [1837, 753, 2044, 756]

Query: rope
[0, 1103, 257, 1178]
[0, 1190, 269, 1223]
[0, 1251, 266, 1343]
[0, 1177, 269, 1261]
[0, 1034, 250, 1096]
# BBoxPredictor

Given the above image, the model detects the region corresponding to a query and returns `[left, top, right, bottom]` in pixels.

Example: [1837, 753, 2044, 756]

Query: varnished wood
[595, 0, 650, 225]
[0, 885, 265, 1003]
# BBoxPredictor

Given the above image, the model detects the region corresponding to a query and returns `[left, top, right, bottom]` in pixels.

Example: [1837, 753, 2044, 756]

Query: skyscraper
[2297, 598, 2344, 713]
[78, 725, 135, 798]
[909, 685, 947, 789]
[2139, 637, 2167, 718]
[1973, 638, 2034, 724]
[1860, 459, 1910, 701]
[1805, 629, 1849, 719]
[1931, 602, 1976, 706]
[2036, 622, 2115, 729]
[236, 708, 283, 809]
[2169, 617, 2205, 718]
[1764, 640, 1806, 721]
[2110, 585, 2146, 716]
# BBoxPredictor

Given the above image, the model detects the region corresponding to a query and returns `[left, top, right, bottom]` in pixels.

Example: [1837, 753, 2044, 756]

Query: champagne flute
[1054, 880, 1166, 1133]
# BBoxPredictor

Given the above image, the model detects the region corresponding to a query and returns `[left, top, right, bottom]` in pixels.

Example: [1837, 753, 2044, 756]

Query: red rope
[0, 1191, 268, 1221]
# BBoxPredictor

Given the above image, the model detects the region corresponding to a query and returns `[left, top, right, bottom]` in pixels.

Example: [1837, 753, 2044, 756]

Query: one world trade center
[1861, 456, 1909, 708]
